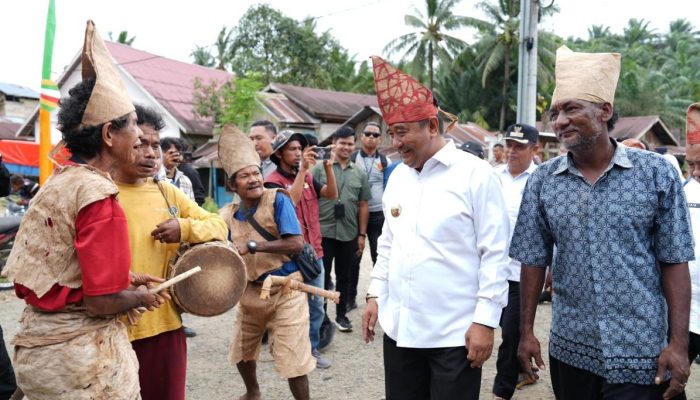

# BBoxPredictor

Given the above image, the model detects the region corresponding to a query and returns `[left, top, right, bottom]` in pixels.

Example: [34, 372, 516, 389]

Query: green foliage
[108, 30, 135, 46]
[192, 75, 264, 130]
[202, 197, 219, 213]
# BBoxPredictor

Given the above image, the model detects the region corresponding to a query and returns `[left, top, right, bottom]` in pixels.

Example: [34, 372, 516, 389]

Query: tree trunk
[499, 46, 510, 132]
[428, 43, 434, 90]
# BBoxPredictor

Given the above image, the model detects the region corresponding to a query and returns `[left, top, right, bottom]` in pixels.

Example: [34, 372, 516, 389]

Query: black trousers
[549, 355, 685, 400]
[0, 325, 16, 400]
[493, 280, 520, 399]
[367, 211, 385, 265]
[688, 331, 700, 362]
[383, 334, 481, 400]
[322, 237, 357, 320]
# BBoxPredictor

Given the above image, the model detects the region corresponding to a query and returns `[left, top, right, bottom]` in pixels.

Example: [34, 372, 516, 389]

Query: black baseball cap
[270, 130, 308, 164]
[459, 141, 484, 159]
[504, 123, 539, 144]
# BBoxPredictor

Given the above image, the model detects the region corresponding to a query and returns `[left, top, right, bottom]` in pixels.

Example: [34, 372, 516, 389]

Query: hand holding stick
[260, 275, 340, 303]
[127, 267, 202, 325]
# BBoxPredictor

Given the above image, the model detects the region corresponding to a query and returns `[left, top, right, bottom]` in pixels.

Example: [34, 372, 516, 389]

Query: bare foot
[238, 392, 262, 400]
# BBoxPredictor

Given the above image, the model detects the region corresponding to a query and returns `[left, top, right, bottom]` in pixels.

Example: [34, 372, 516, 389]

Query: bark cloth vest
[220, 188, 291, 282]
[3, 165, 118, 297]
[266, 169, 323, 257]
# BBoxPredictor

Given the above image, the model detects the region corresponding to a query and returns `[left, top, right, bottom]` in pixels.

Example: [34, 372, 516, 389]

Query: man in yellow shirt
[113, 104, 228, 400]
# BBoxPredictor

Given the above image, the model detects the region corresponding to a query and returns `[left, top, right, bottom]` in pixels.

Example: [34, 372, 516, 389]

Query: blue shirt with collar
[510, 140, 694, 384]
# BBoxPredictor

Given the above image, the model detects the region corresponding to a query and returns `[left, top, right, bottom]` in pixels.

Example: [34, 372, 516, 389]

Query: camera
[313, 146, 332, 160]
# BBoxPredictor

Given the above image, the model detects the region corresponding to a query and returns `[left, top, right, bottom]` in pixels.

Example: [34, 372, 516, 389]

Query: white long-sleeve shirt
[684, 178, 700, 335]
[496, 162, 538, 282]
[368, 141, 510, 348]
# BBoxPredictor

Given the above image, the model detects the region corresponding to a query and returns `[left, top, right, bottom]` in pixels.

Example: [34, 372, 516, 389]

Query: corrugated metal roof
[258, 93, 319, 125]
[0, 121, 22, 139]
[266, 83, 377, 122]
[106, 42, 232, 135]
[0, 83, 39, 99]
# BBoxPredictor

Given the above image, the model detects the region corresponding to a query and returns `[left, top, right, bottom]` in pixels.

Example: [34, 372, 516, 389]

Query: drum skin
[169, 241, 246, 317]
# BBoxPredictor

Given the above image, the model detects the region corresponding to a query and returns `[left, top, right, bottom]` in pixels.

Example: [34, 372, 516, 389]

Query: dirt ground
[1, 249, 699, 400]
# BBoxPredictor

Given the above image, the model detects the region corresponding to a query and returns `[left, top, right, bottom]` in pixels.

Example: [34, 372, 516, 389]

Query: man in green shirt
[312, 127, 370, 332]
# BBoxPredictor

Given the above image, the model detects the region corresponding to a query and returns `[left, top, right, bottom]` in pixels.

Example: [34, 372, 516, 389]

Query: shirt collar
[498, 162, 537, 178]
[275, 165, 297, 179]
[426, 139, 457, 168]
[359, 148, 379, 158]
[553, 139, 632, 175]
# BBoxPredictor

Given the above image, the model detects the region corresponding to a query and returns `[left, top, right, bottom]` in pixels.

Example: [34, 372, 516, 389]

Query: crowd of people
[0, 19, 699, 400]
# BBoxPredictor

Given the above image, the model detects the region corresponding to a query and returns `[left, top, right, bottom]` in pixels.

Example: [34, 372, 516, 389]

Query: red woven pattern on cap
[371, 56, 438, 125]
[687, 104, 700, 145]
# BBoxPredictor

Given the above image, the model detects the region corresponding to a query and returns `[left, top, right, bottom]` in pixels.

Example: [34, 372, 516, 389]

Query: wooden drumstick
[150, 266, 202, 294]
[127, 266, 202, 325]
[260, 275, 340, 303]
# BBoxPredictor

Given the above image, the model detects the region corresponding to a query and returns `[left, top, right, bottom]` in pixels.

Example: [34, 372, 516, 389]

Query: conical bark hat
[80, 20, 134, 126]
[551, 46, 621, 106]
[218, 125, 261, 177]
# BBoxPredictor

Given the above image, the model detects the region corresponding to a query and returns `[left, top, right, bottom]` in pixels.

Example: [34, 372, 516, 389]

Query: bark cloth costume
[1, 21, 143, 400]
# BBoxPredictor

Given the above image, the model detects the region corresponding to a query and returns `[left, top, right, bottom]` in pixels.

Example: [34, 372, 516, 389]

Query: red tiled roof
[106, 42, 232, 135]
[266, 83, 377, 122]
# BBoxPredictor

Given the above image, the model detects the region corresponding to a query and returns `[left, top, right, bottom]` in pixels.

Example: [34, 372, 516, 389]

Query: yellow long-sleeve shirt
[117, 178, 227, 341]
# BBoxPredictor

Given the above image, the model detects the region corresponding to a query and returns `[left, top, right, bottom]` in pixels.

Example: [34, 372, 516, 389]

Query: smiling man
[512, 46, 693, 400]
[362, 56, 510, 400]
[683, 104, 700, 368]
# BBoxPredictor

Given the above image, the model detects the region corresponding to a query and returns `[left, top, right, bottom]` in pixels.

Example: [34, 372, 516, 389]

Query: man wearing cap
[114, 104, 227, 400]
[0, 21, 164, 399]
[492, 123, 539, 400]
[218, 127, 314, 400]
[265, 130, 338, 369]
[512, 46, 692, 399]
[362, 56, 510, 400]
[683, 104, 700, 367]
[249, 120, 278, 178]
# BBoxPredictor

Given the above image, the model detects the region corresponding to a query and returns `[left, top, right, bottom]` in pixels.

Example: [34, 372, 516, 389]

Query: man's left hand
[356, 235, 366, 257]
[655, 343, 689, 399]
[465, 323, 494, 368]
[151, 218, 181, 243]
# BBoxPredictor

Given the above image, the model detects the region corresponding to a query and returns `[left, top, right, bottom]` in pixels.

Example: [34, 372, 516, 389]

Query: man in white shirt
[683, 103, 700, 365]
[362, 56, 510, 400]
[492, 123, 540, 400]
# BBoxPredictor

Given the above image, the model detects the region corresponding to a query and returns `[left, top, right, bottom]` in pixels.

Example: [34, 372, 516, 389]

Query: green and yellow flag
[39, 0, 58, 111]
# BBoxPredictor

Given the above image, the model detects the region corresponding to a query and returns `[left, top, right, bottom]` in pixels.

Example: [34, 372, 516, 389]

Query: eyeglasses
[363, 132, 381, 138]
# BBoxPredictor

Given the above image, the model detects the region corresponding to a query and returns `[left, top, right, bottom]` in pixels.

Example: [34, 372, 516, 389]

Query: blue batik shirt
[509, 140, 694, 384]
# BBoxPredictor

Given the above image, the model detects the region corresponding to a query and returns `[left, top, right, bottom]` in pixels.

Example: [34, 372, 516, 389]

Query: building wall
[4, 98, 39, 120]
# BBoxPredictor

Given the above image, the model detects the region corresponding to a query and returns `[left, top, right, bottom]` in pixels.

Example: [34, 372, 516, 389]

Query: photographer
[312, 127, 370, 333]
[265, 130, 338, 368]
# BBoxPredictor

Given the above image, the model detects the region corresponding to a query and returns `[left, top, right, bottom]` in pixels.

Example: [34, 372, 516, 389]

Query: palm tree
[214, 26, 234, 70]
[383, 0, 487, 89]
[191, 46, 215, 67]
[108, 31, 136, 46]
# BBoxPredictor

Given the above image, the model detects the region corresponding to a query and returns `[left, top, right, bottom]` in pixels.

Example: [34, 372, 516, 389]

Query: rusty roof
[265, 83, 377, 122]
[257, 92, 319, 125]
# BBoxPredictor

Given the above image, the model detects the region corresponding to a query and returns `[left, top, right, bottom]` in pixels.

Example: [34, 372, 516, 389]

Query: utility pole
[516, 0, 539, 126]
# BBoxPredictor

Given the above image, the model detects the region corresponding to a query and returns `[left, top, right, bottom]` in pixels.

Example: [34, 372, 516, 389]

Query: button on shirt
[496, 162, 538, 282]
[313, 161, 371, 242]
[684, 178, 700, 335]
[368, 142, 510, 348]
[510, 141, 694, 384]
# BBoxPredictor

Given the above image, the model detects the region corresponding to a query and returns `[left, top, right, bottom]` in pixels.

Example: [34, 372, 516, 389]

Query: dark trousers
[549, 355, 685, 400]
[383, 334, 481, 400]
[493, 280, 520, 399]
[367, 211, 385, 265]
[0, 326, 16, 400]
[322, 237, 357, 320]
[132, 328, 187, 400]
[688, 331, 700, 362]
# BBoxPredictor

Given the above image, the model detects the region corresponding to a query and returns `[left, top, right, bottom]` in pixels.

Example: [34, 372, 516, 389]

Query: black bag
[246, 215, 321, 282]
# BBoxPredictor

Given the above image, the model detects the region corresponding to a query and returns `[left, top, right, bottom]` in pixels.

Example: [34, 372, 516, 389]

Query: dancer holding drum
[112, 104, 227, 400]
[218, 126, 315, 400]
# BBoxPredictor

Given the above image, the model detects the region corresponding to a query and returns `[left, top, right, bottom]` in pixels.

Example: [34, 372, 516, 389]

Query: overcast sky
[2, 0, 697, 92]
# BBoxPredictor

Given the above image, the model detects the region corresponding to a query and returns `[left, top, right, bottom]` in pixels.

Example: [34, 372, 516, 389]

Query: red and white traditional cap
[687, 103, 700, 145]
[371, 56, 439, 126]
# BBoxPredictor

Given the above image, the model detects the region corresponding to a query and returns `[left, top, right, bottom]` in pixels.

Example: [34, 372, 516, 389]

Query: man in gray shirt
[248, 120, 278, 178]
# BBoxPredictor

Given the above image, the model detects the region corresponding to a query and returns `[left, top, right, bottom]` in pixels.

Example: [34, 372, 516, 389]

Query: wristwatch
[247, 240, 258, 254]
[365, 293, 378, 302]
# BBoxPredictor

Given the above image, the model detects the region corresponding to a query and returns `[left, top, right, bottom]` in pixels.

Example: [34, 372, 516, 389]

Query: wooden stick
[150, 266, 202, 294]
[260, 275, 340, 303]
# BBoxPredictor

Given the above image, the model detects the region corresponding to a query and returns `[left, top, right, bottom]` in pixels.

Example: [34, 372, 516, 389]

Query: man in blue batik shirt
[510, 46, 693, 400]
